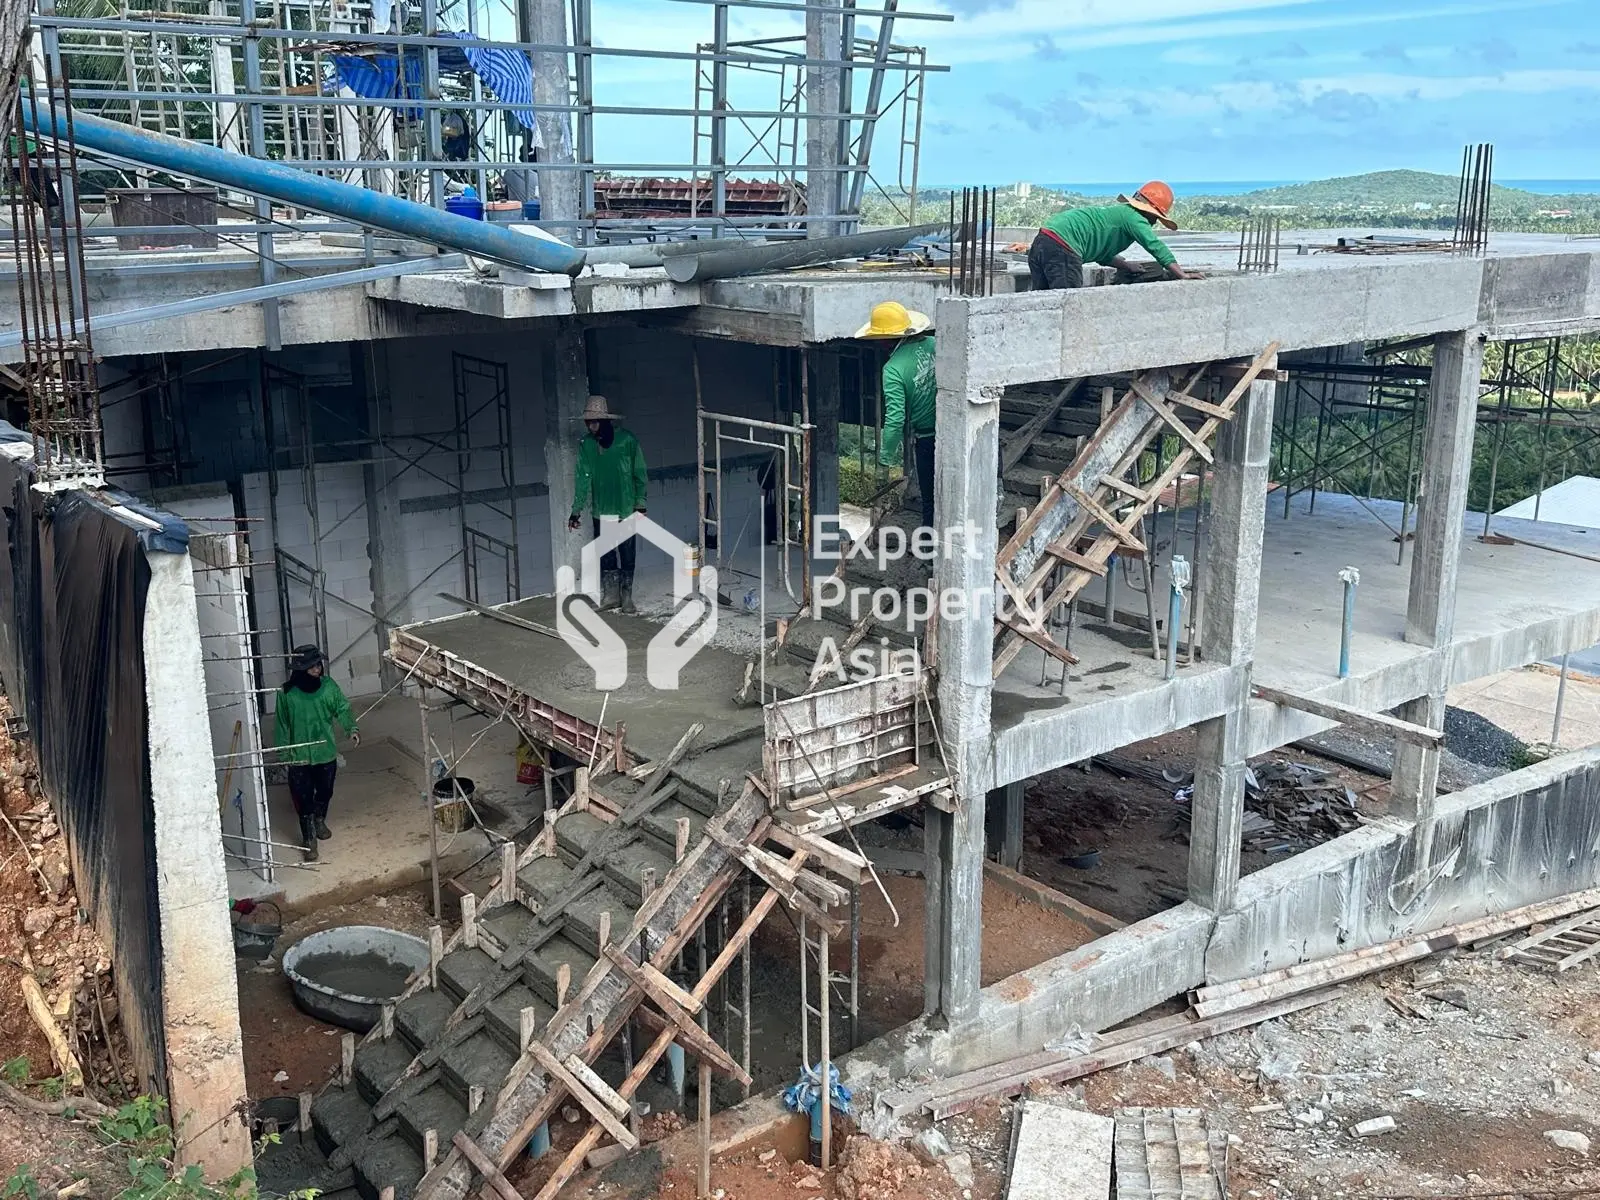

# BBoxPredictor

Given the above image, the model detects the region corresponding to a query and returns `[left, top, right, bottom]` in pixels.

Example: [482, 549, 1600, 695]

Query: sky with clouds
[574, 0, 1598, 186]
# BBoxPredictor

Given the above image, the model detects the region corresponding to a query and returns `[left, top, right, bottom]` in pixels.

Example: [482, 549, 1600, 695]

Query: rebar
[1452, 142, 1493, 255]
[9, 59, 104, 489]
[953, 184, 994, 297]
[1237, 213, 1280, 274]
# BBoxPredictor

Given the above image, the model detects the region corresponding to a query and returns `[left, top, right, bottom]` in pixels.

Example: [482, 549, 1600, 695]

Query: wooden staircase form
[304, 743, 778, 1200]
[991, 344, 1281, 678]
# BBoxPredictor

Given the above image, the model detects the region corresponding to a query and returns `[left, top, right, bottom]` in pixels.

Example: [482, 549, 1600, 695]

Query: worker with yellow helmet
[857, 300, 937, 530]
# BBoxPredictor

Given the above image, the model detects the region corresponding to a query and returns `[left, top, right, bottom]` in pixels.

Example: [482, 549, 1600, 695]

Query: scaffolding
[1270, 335, 1600, 547]
[32, 0, 945, 247]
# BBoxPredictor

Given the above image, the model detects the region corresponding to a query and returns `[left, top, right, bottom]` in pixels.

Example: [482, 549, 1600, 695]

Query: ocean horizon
[1023, 179, 1600, 197]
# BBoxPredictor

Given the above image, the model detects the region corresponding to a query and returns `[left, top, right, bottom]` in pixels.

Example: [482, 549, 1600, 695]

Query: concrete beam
[952, 254, 1600, 391]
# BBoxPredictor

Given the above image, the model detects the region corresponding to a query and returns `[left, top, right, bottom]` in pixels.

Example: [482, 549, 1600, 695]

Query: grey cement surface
[988, 493, 1600, 787]
[410, 596, 765, 764]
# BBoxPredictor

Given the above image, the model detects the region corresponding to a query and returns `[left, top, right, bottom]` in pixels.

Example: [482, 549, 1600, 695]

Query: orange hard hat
[1122, 180, 1178, 230]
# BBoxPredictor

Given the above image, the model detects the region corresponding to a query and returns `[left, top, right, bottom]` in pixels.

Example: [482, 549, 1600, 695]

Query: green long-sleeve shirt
[878, 335, 937, 467]
[572, 427, 648, 519]
[1041, 203, 1176, 269]
[273, 677, 357, 766]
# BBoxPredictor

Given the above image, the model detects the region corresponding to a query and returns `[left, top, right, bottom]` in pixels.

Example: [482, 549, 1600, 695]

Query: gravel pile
[1444, 706, 1529, 769]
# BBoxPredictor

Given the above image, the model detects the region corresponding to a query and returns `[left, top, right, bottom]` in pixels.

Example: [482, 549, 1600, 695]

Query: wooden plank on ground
[982, 861, 1126, 937]
[1195, 886, 1600, 1017]
[1005, 1101, 1113, 1200]
[1252, 685, 1443, 748]
[882, 988, 1340, 1121]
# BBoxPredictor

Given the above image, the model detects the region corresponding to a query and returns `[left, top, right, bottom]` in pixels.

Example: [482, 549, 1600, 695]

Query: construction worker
[1027, 182, 1195, 290]
[568, 395, 649, 614]
[273, 645, 359, 863]
[860, 301, 937, 530]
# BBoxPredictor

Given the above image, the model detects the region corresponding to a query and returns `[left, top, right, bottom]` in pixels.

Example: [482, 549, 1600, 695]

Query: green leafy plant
[1, 1166, 40, 1200]
[1, 1056, 30, 1086]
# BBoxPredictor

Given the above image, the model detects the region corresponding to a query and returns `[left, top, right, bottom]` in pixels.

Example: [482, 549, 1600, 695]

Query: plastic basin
[280, 925, 429, 1032]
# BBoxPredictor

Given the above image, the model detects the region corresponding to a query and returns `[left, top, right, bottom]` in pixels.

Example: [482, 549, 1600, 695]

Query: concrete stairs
[306, 760, 767, 1200]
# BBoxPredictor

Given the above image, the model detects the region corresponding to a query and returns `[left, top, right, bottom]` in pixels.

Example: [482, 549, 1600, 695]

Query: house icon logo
[556, 514, 719, 691]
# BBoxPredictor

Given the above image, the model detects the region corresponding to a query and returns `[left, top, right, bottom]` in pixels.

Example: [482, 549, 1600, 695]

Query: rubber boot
[300, 815, 320, 862]
[599, 569, 622, 611]
[619, 571, 636, 615]
[315, 815, 332, 841]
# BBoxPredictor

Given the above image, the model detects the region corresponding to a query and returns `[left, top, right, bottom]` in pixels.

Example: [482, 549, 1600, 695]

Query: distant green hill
[1232, 170, 1537, 209]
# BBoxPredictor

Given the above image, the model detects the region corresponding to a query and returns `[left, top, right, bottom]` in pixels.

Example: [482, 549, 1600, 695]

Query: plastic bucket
[445, 194, 485, 221]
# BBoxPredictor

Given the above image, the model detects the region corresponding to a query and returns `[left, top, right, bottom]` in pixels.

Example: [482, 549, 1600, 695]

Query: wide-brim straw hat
[581, 395, 621, 421]
[1118, 192, 1179, 231]
[855, 300, 933, 339]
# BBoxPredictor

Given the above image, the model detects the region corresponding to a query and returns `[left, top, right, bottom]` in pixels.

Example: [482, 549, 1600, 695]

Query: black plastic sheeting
[0, 423, 190, 1099]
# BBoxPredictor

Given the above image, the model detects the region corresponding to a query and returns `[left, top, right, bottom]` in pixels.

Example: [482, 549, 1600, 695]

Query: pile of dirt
[836, 1135, 948, 1200]
[0, 711, 134, 1106]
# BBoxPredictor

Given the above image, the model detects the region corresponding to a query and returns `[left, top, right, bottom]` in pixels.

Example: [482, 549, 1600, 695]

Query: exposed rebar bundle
[1238, 213, 1281, 274]
[9, 55, 104, 489]
[951, 184, 994, 297]
[1453, 142, 1493, 256]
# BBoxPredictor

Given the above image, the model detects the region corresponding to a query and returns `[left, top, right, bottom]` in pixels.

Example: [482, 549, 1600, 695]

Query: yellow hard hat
[855, 300, 932, 340]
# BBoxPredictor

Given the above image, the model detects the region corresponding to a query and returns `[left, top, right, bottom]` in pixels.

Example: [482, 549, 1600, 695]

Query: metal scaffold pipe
[23, 104, 588, 276]
[662, 222, 944, 282]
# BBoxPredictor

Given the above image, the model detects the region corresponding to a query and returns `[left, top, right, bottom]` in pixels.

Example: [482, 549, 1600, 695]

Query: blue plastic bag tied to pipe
[784, 1063, 852, 1118]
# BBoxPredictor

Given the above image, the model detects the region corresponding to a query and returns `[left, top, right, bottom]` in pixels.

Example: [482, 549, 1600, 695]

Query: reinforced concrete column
[530, 0, 579, 232]
[363, 343, 406, 687]
[543, 321, 591, 581]
[1187, 359, 1275, 912]
[809, 350, 841, 567]
[144, 552, 252, 1175]
[804, 0, 842, 238]
[984, 781, 1025, 869]
[926, 300, 999, 1024]
[1392, 330, 1485, 820]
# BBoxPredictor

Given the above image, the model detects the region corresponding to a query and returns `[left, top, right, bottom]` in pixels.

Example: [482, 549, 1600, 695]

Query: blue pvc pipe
[25, 104, 586, 276]
[1340, 578, 1357, 679]
[1164, 583, 1183, 681]
[668, 1042, 686, 1103]
[528, 1122, 550, 1159]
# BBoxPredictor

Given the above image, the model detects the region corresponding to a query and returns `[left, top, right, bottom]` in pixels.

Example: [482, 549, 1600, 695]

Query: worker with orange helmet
[1027, 181, 1196, 290]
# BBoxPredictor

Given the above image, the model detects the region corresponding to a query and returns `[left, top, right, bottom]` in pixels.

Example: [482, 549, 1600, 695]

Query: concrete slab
[1006, 1101, 1114, 1200]
[988, 494, 1600, 786]
[404, 596, 766, 764]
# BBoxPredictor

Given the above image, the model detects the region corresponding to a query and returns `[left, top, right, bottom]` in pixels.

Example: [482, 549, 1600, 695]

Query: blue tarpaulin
[327, 36, 537, 135]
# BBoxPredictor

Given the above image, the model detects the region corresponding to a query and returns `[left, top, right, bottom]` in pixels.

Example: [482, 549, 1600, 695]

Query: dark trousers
[592, 518, 637, 579]
[1028, 233, 1084, 291]
[914, 435, 936, 531]
[287, 761, 338, 821]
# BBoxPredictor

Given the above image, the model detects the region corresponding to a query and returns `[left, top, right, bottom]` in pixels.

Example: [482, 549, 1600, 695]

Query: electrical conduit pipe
[24, 104, 587, 276]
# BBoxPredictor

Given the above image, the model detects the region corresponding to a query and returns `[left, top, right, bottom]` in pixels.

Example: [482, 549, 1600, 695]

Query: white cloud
[923, 0, 1565, 65]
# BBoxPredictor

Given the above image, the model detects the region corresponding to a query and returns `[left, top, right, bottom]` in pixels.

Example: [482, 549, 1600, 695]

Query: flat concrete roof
[990, 493, 1600, 787]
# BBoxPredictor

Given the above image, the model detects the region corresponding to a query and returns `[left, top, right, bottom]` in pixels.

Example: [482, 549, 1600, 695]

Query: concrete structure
[15, 206, 1600, 1189]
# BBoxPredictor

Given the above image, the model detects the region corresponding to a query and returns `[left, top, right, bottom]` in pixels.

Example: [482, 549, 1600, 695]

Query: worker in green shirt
[273, 645, 359, 862]
[567, 395, 649, 613]
[859, 301, 938, 530]
[1027, 181, 1195, 290]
